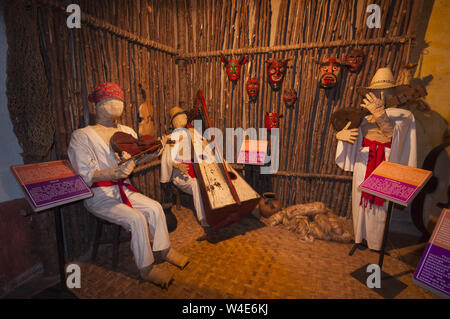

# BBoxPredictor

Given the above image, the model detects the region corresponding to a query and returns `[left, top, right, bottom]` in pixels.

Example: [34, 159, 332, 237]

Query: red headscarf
[88, 82, 124, 104]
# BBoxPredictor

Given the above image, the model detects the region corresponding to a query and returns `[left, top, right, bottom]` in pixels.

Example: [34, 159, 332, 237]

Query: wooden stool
[91, 216, 129, 270]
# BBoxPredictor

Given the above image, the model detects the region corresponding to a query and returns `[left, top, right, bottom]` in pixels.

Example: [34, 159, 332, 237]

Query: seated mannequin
[67, 83, 188, 288]
[160, 107, 209, 228]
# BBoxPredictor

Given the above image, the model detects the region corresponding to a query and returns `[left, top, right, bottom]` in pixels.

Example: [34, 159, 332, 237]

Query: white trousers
[85, 187, 170, 269]
[352, 147, 390, 250]
[172, 169, 208, 227]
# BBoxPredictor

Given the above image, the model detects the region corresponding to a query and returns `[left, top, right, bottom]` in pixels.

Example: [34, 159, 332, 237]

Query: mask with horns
[221, 55, 248, 82]
[266, 59, 289, 91]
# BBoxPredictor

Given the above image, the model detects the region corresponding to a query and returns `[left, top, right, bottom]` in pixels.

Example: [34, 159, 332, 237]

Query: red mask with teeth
[283, 88, 297, 108]
[221, 55, 248, 82]
[264, 112, 283, 131]
[246, 78, 260, 102]
[343, 49, 365, 73]
[319, 58, 342, 89]
[266, 59, 288, 91]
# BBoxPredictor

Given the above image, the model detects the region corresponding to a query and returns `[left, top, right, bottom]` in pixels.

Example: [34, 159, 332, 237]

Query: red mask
[266, 59, 288, 91]
[319, 58, 342, 89]
[221, 55, 248, 82]
[343, 49, 365, 73]
[264, 112, 283, 131]
[283, 88, 297, 108]
[246, 78, 260, 102]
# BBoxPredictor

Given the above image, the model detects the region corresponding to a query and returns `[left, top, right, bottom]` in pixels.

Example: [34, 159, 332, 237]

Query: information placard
[11, 160, 93, 212]
[413, 208, 450, 298]
[359, 161, 432, 206]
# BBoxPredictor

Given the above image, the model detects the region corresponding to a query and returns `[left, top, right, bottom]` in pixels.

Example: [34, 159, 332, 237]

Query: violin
[111, 132, 173, 165]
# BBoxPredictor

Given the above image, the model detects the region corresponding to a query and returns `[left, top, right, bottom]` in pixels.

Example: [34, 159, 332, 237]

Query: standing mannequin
[68, 83, 188, 288]
[335, 68, 417, 251]
[160, 107, 208, 227]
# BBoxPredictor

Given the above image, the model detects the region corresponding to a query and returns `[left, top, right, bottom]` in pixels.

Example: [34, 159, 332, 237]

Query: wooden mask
[246, 78, 260, 102]
[221, 55, 248, 82]
[283, 88, 297, 108]
[319, 58, 342, 89]
[343, 49, 365, 73]
[264, 112, 283, 131]
[266, 59, 288, 91]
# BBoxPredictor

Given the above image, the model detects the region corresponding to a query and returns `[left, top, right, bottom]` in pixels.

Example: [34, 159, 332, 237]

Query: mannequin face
[96, 98, 124, 123]
[172, 113, 188, 129]
[371, 88, 395, 101]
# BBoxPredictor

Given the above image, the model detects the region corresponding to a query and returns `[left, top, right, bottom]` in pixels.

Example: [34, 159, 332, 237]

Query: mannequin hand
[336, 122, 359, 144]
[135, 152, 158, 165]
[115, 151, 136, 177]
[361, 92, 385, 118]
[173, 161, 190, 176]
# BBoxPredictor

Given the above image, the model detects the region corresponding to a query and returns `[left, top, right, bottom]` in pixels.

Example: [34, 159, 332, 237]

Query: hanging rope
[178, 36, 416, 60]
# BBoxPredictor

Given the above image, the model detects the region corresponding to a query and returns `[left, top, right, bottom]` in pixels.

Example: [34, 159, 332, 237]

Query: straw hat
[365, 67, 398, 89]
[169, 106, 186, 122]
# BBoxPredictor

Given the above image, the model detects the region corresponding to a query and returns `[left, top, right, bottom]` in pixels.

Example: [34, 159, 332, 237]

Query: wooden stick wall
[176, 0, 424, 218]
[33, 0, 423, 259]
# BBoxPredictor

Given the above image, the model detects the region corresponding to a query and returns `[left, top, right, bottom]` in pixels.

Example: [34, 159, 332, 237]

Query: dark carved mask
[246, 78, 260, 102]
[343, 49, 365, 73]
[283, 88, 297, 108]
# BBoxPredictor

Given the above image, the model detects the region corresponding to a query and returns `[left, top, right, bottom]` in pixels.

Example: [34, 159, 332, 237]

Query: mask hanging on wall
[266, 59, 289, 91]
[319, 58, 342, 89]
[221, 55, 248, 82]
[264, 112, 283, 131]
[246, 78, 260, 102]
[283, 88, 297, 108]
[343, 49, 365, 73]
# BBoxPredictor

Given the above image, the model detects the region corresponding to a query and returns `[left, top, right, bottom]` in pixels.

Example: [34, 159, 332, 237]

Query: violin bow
[117, 142, 162, 165]
[195, 90, 241, 206]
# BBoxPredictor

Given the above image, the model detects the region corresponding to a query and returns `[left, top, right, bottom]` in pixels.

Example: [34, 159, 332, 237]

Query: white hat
[365, 67, 398, 89]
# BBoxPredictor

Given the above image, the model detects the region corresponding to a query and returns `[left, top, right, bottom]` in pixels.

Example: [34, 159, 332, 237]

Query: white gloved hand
[360, 92, 386, 118]
[336, 122, 359, 144]
[115, 151, 136, 178]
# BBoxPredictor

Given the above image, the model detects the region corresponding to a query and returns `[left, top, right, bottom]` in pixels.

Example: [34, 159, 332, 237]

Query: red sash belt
[91, 179, 138, 208]
[360, 138, 392, 208]
[179, 161, 196, 178]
